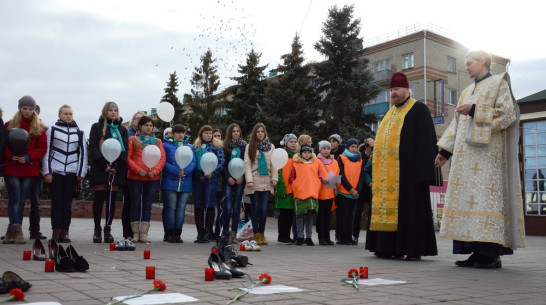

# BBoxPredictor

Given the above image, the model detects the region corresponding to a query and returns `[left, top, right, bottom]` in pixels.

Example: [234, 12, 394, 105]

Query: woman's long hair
[194, 125, 222, 148]
[223, 123, 243, 157]
[248, 123, 268, 163]
[7, 109, 42, 137]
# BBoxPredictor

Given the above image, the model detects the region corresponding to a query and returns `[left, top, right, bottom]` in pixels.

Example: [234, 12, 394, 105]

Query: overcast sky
[1, 0, 544, 135]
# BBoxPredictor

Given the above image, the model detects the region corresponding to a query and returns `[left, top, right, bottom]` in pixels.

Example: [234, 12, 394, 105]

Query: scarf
[107, 123, 125, 152]
[317, 153, 333, 165]
[229, 138, 247, 159]
[257, 137, 271, 152]
[196, 142, 210, 171]
[256, 138, 271, 175]
[342, 149, 360, 162]
[171, 139, 186, 147]
[139, 132, 156, 146]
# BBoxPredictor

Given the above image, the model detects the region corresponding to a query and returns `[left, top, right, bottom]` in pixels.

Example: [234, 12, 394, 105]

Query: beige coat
[244, 144, 278, 195]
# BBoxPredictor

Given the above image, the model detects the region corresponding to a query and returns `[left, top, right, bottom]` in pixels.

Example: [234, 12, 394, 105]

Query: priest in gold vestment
[436, 50, 525, 269]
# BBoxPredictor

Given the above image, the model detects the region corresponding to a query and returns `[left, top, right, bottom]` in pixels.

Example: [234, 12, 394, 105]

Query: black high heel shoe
[208, 253, 231, 279]
[2, 271, 31, 292]
[33, 239, 46, 261]
[49, 239, 75, 272]
[67, 245, 89, 271]
[220, 245, 245, 278]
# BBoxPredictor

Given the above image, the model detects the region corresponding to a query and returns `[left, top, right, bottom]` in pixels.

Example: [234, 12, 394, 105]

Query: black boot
[93, 226, 102, 243]
[167, 229, 176, 243]
[194, 208, 208, 243]
[103, 225, 114, 243]
[174, 228, 183, 243]
[205, 207, 216, 241]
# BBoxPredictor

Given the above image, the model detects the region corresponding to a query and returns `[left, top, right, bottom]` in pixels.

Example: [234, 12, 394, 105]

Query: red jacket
[126, 136, 166, 181]
[3, 118, 46, 177]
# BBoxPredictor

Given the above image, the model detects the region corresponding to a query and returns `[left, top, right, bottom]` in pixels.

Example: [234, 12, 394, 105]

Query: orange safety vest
[281, 158, 294, 194]
[292, 161, 321, 201]
[336, 155, 362, 195]
[318, 159, 340, 200]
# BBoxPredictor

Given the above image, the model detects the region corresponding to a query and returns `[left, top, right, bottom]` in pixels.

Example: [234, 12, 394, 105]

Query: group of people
[1, 49, 525, 269]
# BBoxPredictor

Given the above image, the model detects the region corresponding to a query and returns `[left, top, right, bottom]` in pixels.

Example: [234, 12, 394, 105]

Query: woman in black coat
[88, 101, 128, 243]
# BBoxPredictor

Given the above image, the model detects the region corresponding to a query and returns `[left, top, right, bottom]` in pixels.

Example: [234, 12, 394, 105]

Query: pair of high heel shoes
[208, 246, 245, 279]
[48, 239, 89, 272]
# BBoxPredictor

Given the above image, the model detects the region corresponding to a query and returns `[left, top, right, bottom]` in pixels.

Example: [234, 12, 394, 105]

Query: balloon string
[107, 171, 116, 226]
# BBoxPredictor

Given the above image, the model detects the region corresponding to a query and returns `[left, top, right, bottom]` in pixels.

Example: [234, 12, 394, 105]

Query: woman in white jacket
[43, 104, 88, 242]
[244, 123, 277, 245]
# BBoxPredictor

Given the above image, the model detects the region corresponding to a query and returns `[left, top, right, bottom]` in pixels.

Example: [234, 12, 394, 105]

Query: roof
[518, 89, 546, 104]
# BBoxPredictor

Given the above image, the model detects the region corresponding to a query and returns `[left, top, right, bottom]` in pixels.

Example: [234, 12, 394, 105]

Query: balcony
[364, 102, 390, 116]
[373, 69, 393, 85]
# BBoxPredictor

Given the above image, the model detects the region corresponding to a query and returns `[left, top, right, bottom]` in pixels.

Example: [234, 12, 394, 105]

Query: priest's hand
[456, 103, 472, 115]
[435, 154, 447, 167]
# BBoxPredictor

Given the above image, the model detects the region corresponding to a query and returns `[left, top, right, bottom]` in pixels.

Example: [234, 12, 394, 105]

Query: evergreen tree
[183, 49, 221, 139]
[156, 71, 183, 138]
[313, 4, 380, 141]
[223, 49, 268, 136]
[259, 34, 320, 144]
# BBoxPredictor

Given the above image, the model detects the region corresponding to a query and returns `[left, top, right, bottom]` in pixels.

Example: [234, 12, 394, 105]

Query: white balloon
[175, 146, 193, 169]
[157, 102, 175, 122]
[228, 158, 245, 179]
[142, 145, 161, 169]
[200, 152, 218, 174]
[271, 148, 288, 169]
[101, 138, 121, 164]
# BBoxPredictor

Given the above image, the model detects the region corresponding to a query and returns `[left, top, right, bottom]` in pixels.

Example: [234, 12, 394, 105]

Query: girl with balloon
[2, 96, 47, 244]
[160, 124, 196, 243]
[43, 104, 88, 243]
[275, 134, 298, 245]
[126, 116, 166, 243]
[88, 101, 128, 243]
[221, 123, 247, 242]
[243, 123, 278, 245]
[192, 125, 224, 243]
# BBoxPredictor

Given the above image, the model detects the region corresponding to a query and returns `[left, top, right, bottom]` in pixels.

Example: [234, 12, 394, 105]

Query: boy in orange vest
[289, 144, 327, 246]
[316, 140, 340, 245]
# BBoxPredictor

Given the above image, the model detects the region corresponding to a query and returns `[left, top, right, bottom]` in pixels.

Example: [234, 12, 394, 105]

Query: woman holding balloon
[127, 116, 166, 243]
[243, 123, 278, 245]
[221, 123, 247, 242]
[160, 124, 196, 243]
[88, 101, 128, 243]
[192, 125, 225, 244]
[3, 96, 47, 244]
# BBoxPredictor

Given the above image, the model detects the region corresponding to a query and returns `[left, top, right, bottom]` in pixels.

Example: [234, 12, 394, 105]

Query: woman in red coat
[3, 96, 47, 244]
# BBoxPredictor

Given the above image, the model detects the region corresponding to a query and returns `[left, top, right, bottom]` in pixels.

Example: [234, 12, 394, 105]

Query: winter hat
[328, 134, 342, 144]
[346, 138, 359, 148]
[18, 95, 36, 110]
[389, 72, 409, 89]
[318, 140, 331, 151]
[163, 127, 172, 137]
[300, 144, 313, 154]
[280, 133, 297, 146]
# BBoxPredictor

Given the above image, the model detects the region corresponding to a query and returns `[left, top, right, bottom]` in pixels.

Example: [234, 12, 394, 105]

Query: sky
[1, 0, 545, 135]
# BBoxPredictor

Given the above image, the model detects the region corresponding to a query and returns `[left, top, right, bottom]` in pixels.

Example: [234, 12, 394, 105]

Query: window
[373, 59, 390, 72]
[447, 57, 456, 73]
[402, 53, 414, 69]
[447, 89, 457, 106]
[373, 89, 389, 104]
[523, 120, 546, 216]
[409, 83, 416, 96]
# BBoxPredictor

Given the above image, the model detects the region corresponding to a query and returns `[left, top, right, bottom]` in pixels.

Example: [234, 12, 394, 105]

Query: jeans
[29, 175, 43, 233]
[5, 176, 36, 225]
[251, 191, 270, 234]
[336, 195, 356, 243]
[50, 173, 76, 230]
[223, 182, 244, 232]
[192, 175, 218, 208]
[129, 179, 159, 222]
[163, 190, 190, 230]
[297, 211, 315, 239]
[316, 198, 333, 240]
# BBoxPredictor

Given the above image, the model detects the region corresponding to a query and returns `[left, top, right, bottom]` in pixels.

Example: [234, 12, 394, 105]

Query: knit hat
[318, 140, 331, 151]
[389, 72, 409, 89]
[18, 96, 36, 110]
[346, 138, 359, 148]
[300, 144, 313, 154]
[163, 127, 172, 137]
[328, 134, 342, 144]
[280, 133, 297, 146]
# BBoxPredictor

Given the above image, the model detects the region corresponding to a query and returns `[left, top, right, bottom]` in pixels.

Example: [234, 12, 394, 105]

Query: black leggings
[93, 190, 117, 227]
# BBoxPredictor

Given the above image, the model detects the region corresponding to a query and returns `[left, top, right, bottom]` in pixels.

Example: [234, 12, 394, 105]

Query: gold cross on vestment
[450, 178, 463, 191]
[463, 230, 472, 240]
[479, 216, 492, 230]
[485, 184, 496, 197]
[466, 196, 478, 209]
[470, 163, 482, 176]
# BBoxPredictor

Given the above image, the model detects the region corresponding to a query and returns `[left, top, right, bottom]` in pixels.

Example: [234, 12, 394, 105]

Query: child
[336, 138, 366, 245]
[316, 140, 340, 245]
[289, 144, 326, 246]
[275, 134, 297, 244]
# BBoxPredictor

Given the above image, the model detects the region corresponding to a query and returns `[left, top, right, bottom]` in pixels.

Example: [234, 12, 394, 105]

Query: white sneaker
[249, 240, 261, 251]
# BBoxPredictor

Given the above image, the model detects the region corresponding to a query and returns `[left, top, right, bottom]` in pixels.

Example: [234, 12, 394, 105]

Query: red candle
[23, 251, 31, 260]
[110, 243, 116, 251]
[144, 250, 151, 259]
[205, 268, 214, 281]
[211, 247, 217, 254]
[145, 266, 155, 279]
[45, 259, 55, 272]
[359, 267, 368, 279]
[239, 244, 245, 251]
